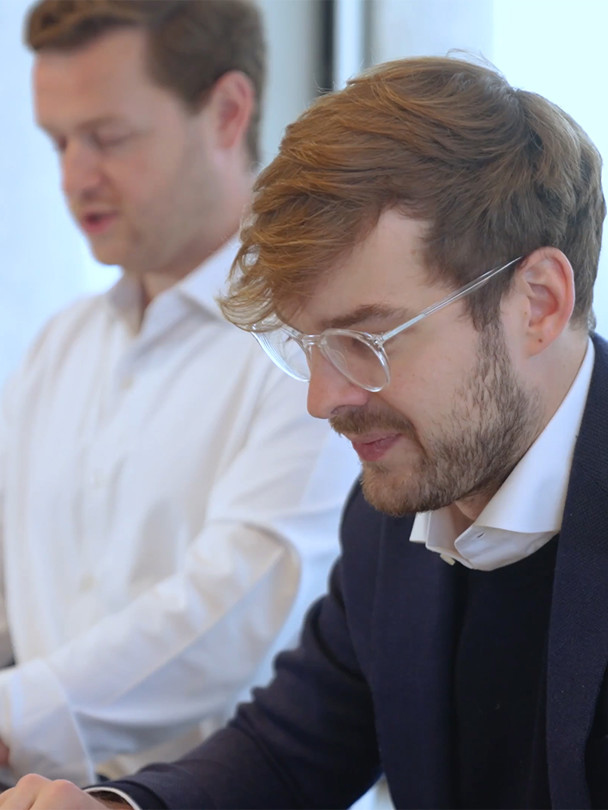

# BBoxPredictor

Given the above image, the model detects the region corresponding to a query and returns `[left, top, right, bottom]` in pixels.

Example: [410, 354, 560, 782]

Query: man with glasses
[1, 55, 607, 809]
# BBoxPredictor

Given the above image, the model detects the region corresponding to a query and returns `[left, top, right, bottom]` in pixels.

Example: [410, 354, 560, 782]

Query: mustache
[68, 191, 116, 215]
[330, 408, 415, 438]
[70, 202, 114, 217]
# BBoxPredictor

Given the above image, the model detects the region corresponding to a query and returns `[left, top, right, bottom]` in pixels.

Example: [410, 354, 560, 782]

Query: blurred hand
[0, 774, 122, 809]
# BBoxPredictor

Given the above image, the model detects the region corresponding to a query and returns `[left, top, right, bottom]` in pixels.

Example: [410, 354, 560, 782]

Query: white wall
[258, 0, 323, 165]
[368, 0, 493, 64]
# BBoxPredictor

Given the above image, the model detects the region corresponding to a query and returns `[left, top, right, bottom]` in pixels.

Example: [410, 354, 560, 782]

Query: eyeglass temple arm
[381, 257, 522, 342]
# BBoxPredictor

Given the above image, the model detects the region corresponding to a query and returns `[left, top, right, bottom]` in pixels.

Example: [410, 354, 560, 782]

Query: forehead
[33, 28, 159, 125]
[294, 210, 436, 331]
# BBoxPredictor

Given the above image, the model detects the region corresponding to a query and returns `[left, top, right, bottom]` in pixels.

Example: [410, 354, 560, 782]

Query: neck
[451, 485, 502, 530]
[137, 225, 238, 308]
[134, 179, 252, 309]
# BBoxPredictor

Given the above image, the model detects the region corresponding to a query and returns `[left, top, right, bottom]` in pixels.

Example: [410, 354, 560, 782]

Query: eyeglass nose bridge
[295, 333, 347, 383]
[297, 334, 318, 355]
[297, 334, 333, 373]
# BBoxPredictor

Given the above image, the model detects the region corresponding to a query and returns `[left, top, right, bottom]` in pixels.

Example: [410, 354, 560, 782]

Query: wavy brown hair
[25, 0, 266, 165]
[221, 56, 604, 331]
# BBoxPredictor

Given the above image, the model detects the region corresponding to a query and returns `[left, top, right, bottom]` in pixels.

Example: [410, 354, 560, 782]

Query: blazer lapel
[372, 515, 459, 809]
[547, 335, 608, 808]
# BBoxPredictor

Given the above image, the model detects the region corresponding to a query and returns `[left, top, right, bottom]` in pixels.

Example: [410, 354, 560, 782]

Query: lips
[77, 210, 118, 235]
[348, 432, 401, 462]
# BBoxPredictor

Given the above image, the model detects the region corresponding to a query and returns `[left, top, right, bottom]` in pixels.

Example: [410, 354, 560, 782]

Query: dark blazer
[113, 334, 608, 809]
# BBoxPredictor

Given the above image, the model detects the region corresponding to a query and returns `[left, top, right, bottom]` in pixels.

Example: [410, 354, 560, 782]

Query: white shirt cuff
[85, 786, 142, 809]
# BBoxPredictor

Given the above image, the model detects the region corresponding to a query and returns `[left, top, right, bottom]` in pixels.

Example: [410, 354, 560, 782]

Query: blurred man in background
[0, 0, 355, 787]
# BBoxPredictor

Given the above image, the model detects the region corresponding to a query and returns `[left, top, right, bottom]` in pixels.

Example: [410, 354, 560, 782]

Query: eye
[327, 332, 375, 360]
[49, 135, 67, 154]
[92, 131, 133, 151]
[342, 334, 372, 356]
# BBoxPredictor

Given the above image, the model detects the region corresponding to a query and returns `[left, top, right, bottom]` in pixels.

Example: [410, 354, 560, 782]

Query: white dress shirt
[410, 339, 594, 570]
[0, 237, 358, 784]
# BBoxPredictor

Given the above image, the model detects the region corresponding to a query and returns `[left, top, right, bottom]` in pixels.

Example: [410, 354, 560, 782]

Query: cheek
[105, 160, 175, 216]
[386, 347, 476, 425]
[383, 314, 484, 413]
[107, 136, 184, 197]
[388, 339, 448, 391]
[378, 366, 428, 427]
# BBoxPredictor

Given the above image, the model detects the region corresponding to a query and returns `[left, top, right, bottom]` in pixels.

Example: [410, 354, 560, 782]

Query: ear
[515, 247, 576, 357]
[203, 70, 254, 154]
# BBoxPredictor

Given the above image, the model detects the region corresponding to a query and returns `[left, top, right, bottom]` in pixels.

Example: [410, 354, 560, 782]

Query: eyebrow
[39, 115, 129, 137]
[319, 303, 415, 331]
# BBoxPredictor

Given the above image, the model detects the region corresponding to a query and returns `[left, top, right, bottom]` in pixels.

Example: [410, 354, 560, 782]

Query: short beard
[330, 323, 543, 517]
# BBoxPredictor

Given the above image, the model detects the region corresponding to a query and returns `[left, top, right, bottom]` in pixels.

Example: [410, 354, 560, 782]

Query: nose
[306, 348, 370, 419]
[61, 139, 103, 199]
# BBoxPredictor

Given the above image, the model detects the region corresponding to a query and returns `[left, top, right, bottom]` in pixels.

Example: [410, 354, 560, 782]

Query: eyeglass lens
[321, 334, 388, 390]
[273, 331, 387, 390]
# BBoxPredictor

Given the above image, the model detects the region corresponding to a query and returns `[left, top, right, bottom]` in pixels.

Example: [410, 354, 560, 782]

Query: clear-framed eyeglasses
[252, 256, 522, 393]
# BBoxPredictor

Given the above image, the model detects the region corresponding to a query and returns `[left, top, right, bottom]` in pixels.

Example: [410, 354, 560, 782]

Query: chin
[361, 461, 461, 517]
[89, 247, 123, 267]
[360, 467, 416, 517]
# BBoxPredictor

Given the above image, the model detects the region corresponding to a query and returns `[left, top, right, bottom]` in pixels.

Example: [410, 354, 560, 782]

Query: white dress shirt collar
[410, 339, 595, 570]
[106, 235, 240, 331]
[176, 234, 241, 318]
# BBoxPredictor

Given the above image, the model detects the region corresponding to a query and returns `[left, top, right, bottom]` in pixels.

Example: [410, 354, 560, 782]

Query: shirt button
[440, 553, 456, 565]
